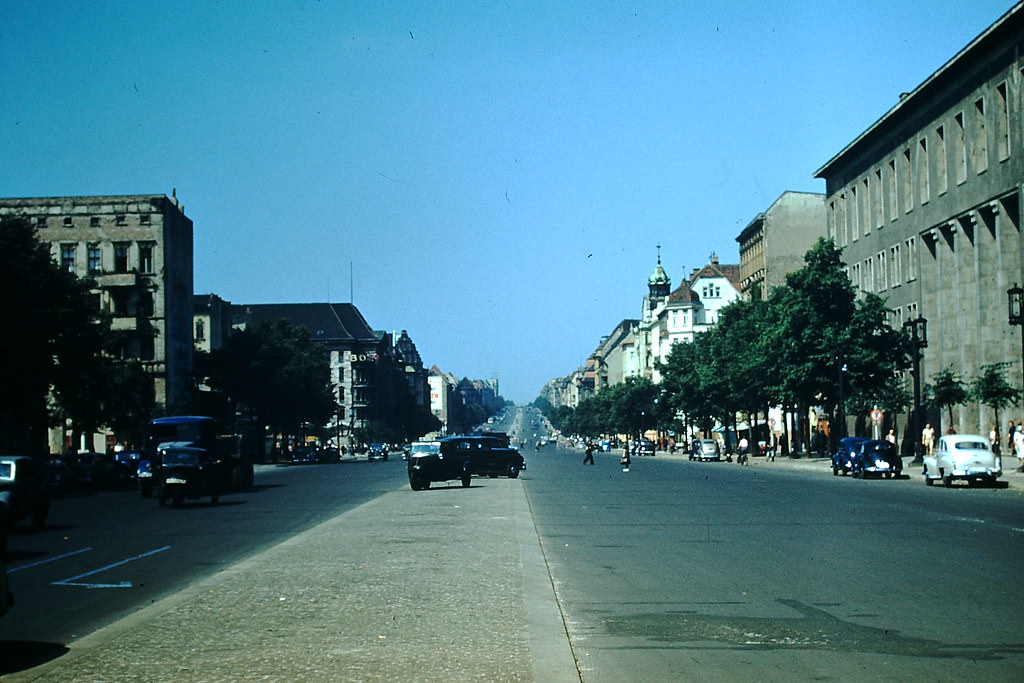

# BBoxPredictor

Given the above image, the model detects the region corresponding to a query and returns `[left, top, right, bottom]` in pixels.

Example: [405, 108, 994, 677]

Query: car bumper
[947, 467, 1001, 480]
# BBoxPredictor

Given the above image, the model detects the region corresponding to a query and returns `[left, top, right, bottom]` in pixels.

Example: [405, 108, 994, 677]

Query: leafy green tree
[0, 216, 112, 455]
[204, 319, 337, 458]
[969, 362, 1020, 440]
[926, 366, 968, 432]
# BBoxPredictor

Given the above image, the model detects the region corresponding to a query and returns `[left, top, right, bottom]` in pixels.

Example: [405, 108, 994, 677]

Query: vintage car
[156, 446, 233, 507]
[636, 439, 656, 456]
[693, 439, 721, 461]
[0, 456, 50, 532]
[924, 434, 1000, 487]
[851, 439, 903, 478]
[368, 443, 389, 461]
[407, 436, 524, 490]
[832, 436, 867, 476]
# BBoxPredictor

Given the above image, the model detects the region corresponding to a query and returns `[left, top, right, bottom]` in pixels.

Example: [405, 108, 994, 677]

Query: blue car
[852, 439, 903, 478]
[832, 437, 867, 476]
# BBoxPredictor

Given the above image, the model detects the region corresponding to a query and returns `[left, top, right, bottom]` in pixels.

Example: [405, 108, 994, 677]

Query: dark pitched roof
[690, 262, 741, 290]
[231, 303, 377, 342]
[668, 280, 700, 304]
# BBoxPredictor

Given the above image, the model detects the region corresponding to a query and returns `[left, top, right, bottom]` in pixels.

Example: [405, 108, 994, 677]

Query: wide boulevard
[3, 409, 1023, 680]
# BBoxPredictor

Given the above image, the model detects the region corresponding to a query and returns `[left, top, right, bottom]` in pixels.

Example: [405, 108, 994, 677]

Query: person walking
[620, 443, 632, 472]
[583, 441, 595, 465]
[1014, 425, 1024, 471]
[885, 429, 897, 446]
[989, 424, 1000, 456]
[921, 423, 936, 457]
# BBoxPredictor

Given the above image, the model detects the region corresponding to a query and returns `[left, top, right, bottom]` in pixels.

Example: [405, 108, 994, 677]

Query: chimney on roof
[710, 252, 719, 265]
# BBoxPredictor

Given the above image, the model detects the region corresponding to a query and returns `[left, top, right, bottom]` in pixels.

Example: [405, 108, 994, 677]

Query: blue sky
[1, 1, 1016, 404]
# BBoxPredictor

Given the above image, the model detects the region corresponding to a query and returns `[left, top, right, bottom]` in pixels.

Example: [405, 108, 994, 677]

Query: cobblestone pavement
[4, 476, 578, 683]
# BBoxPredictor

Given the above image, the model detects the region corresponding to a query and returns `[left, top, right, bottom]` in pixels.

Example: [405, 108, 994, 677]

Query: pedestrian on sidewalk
[1014, 425, 1024, 471]
[922, 423, 936, 457]
[583, 441, 595, 465]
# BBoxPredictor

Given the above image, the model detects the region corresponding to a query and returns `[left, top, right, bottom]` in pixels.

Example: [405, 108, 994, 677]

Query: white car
[923, 434, 1001, 487]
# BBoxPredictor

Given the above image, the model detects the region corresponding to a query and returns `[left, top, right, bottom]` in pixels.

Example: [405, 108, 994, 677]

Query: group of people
[919, 421, 1024, 471]
[991, 421, 1024, 470]
[582, 441, 631, 471]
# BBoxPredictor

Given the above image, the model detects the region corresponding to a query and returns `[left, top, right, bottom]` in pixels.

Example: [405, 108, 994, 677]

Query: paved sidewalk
[5, 479, 578, 682]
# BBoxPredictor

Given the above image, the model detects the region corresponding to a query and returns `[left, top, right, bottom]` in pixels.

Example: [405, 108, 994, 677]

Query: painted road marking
[53, 545, 172, 589]
[9, 547, 92, 573]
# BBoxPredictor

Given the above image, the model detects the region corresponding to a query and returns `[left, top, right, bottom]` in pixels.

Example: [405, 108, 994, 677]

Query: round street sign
[870, 408, 884, 422]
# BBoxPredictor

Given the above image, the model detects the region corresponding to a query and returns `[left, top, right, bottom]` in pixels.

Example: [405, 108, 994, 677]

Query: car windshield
[411, 443, 439, 454]
[0, 462, 11, 478]
[162, 450, 202, 466]
[953, 441, 988, 451]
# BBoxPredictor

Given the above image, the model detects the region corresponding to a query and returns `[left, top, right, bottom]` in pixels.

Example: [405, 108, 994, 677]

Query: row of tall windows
[58, 241, 156, 275]
[39, 213, 152, 228]
[849, 237, 917, 293]
[831, 77, 1014, 246]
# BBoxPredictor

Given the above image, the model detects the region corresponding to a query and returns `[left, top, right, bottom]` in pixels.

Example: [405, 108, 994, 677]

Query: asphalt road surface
[0, 456, 407, 665]
[4, 416, 1023, 681]
[522, 441, 1024, 681]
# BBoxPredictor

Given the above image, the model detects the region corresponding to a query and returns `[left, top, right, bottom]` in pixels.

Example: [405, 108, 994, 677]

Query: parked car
[694, 439, 721, 461]
[315, 447, 340, 464]
[407, 435, 522, 490]
[474, 444, 525, 479]
[832, 436, 867, 476]
[113, 450, 144, 482]
[851, 439, 903, 478]
[156, 445, 232, 507]
[368, 443, 389, 461]
[636, 439, 656, 456]
[290, 447, 316, 464]
[0, 456, 50, 531]
[924, 434, 1000, 487]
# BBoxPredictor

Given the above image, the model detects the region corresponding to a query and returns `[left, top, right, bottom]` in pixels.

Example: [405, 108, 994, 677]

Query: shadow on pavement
[0, 641, 69, 675]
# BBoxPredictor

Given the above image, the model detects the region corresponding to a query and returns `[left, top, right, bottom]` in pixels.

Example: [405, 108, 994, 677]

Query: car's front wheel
[508, 465, 520, 478]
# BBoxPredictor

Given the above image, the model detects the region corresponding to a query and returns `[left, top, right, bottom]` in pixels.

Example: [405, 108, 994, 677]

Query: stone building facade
[814, 3, 1024, 433]
[231, 303, 390, 443]
[0, 194, 195, 420]
[736, 191, 826, 300]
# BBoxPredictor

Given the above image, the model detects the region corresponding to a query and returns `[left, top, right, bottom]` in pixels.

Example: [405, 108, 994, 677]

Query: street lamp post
[903, 317, 928, 464]
[1008, 284, 1024, 391]
[836, 352, 847, 443]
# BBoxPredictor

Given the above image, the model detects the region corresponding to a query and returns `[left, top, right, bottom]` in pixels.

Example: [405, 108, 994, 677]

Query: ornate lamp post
[1008, 284, 1024, 390]
[903, 317, 928, 464]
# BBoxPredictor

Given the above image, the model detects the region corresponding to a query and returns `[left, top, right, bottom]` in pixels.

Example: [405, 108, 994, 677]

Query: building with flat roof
[736, 191, 826, 301]
[814, 2, 1024, 433]
[0, 194, 195, 427]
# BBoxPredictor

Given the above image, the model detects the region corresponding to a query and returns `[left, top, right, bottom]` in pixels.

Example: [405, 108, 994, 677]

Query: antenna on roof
[350, 261, 354, 303]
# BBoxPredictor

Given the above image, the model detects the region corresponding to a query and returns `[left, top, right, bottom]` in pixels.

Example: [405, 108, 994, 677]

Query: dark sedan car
[852, 439, 903, 478]
[832, 436, 867, 476]
[407, 436, 523, 490]
[0, 456, 50, 532]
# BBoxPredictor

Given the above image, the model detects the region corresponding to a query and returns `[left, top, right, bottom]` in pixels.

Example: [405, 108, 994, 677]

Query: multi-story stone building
[428, 366, 460, 434]
[590, 319, 640, 394]
[736, 191, 826, 300]
[643, 254, 741, 384]
[0, 194, 195, 422]
[814, 3, 1024, 433]
[231, 303, 392, 443]
[193, 293, 233, 354]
